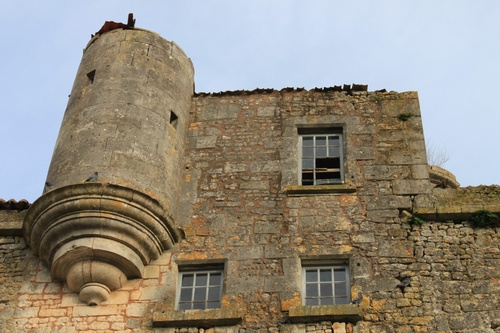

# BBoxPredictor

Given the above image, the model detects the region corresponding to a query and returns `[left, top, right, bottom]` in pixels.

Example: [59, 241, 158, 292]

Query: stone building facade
[1, 19, 499, 333]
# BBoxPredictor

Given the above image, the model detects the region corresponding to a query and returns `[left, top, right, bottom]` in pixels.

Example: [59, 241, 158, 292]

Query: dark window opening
[87, 70, 96, 84]
[170, 111, 179, 128]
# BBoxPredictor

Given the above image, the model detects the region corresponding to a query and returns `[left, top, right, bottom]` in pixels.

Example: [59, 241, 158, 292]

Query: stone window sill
[288, 305, 362, 323]
[152, 308, 244, 328]
[284, 183, 356, 196]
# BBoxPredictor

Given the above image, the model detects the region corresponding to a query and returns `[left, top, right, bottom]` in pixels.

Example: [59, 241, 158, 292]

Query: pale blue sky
[1, 1, 499, 202]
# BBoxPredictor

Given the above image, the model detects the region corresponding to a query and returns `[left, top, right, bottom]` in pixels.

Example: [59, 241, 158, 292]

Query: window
[303, 265, 350, 305]
[170, 110, 179, 128]
[299, 128, 343, 185]
[177, 269, 223, 310]
[86, 70, 96, 84]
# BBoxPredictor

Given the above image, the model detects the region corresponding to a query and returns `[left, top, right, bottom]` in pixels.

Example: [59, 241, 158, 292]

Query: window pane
[335, 297, 349, 304]
[179, 288, 192, 302]
[208, 286, 221, 301]
[320, 297, 334, 305]
[209, 273, 221, 286]
[302, 159, 314, 169]
[193, 302, 205, 310]
[195, 273, 208, 286]
[319, 269, 332, 282]
[306, 283, 318, 297]
[302, 171, 314, 180]
[194, 287, 206, 301]
[302, 179, 314, 186]
[305, 298, 319, 306]
[320, 283, 333, 297]
[328, 146, 340, 157]
[178, 302, 191, 310]
[316, 147, 327, 157]
[305, 270, 318, 282]
[302, 147, 314, 157]
[334, 269, 346, 282]
[302, 136, 314, 146]
[328, 136, 340, 146]
[181, 274, 194, 287]
[207, 301, 220, 309]
[316, 136, 326, 146]
[316, 157, 339, 169]
[334, 283, 347, 297]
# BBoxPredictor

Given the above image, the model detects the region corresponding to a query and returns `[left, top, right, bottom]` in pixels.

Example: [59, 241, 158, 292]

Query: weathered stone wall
[1, 89, 499, 333]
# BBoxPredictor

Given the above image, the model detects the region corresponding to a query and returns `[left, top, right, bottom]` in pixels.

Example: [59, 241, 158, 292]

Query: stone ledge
[415, 204, 500, 222]
[284, 184, 356, 196]
[288, 305, 362, 323]
[0, 220, 23, 236]
[0, 211, 25, 236]
[152, 308, 244, 328]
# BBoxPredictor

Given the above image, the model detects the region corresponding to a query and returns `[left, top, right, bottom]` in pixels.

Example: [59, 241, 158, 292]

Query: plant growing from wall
[397, 112, 413, 121]
[470, 209, 499, 228]
[408, 215, 425, 227]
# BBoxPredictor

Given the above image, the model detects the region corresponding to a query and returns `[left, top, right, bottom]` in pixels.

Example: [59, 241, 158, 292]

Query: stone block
[351, 233, 375, 243]
[61, 293, 80, 307]
[195, 136, 218, 149]
[332, 322, 346, 333]
[144, 265, 160, 279]
[14, 306, 39, 318]
[264, 244, 294, 259]
[199, 104, 239, 120]
[108, 290, 130, 304]
[240, 181, 269, 190]
[236, 246, 263, 260]
[126, 302, 148, 317]
[366, 195, 412, 210]
[410, 164, 430, 179]
[72, 304, 119, 316]
[90, 321, 110, 330]
[35, 268, 52, 283]
[352, 146, 375, 160]
[138, 286, 168, 300]
[379, 240, 413, 257]
[39, 307, 67, 317]
[264, 276, 294, 293]
[257, 107, 276, 117]
[392, 179, 431, 195]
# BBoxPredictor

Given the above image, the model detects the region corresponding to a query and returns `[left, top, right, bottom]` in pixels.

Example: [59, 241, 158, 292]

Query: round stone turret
[23, 23, 193, 305]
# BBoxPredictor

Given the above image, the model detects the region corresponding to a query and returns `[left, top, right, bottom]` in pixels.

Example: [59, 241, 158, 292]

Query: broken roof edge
[0, 199, 31, 211]
[194, 85, 418, 98]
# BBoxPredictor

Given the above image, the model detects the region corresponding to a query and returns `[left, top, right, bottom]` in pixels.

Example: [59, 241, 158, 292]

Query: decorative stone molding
[23, 183, 181, 305]
[429, 165, 460, 189]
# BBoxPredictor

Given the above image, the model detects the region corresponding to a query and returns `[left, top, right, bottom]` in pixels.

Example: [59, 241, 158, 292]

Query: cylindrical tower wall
[23, 27, 192, 304]
[47, 28, 194, 220]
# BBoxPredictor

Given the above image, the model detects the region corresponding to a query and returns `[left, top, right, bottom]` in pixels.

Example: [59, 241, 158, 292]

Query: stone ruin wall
[1, 89, 499, 333]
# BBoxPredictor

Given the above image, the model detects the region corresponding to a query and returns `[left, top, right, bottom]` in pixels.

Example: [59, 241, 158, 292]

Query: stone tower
[23, 16, 193, 305]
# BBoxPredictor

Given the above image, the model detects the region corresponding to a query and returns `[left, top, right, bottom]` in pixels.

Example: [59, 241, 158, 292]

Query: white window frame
[302, 265, 350, 305]
[298, 129, 344, 186]
[176, 269, 224, 310]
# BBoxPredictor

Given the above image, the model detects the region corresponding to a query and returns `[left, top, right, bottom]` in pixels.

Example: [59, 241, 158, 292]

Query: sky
[1, 1, 499, 202]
